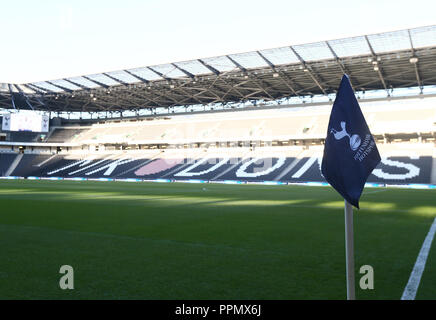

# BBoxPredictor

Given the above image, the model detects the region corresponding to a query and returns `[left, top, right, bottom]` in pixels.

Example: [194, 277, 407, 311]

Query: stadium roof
[1, 25, 436, 113]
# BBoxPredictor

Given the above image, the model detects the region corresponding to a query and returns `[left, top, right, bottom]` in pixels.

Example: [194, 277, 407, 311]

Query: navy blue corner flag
[321, 75, 381, 209]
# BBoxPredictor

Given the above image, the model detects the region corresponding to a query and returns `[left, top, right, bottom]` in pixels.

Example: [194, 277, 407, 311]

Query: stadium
[0, 25, 435, 300]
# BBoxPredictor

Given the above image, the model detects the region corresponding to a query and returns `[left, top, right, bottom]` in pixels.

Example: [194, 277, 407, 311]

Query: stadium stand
[8, 131, 42, 142]
[45, 127, 88, 143]
[0, 26, 435, 187]
[0, 153, 17, 176]
[29, 99, 434, 146]
[3, 141, 433, 185]
[1, 94, 435, 185]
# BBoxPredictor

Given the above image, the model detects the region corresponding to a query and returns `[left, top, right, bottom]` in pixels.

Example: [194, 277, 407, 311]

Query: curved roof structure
[1, 25, 435, 113]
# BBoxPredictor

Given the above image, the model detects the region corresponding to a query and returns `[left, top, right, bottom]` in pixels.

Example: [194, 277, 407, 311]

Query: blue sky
[1, 0, 435, 83]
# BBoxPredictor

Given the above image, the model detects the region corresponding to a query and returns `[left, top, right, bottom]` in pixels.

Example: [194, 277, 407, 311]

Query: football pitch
[0, 179, 435, 300]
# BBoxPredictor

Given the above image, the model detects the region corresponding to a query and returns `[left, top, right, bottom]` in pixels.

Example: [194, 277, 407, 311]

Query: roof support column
[8, 84, 16, 110]
[325, 41, 355, 91]
[408, 30, 423, 93]
[364, 35, 389, 95]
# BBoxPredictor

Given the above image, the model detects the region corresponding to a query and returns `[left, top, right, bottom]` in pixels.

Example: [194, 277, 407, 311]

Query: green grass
[0, 179, 435, 300]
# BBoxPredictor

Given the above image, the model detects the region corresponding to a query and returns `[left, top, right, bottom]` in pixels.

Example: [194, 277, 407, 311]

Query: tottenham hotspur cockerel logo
[330, 121, 361, 151]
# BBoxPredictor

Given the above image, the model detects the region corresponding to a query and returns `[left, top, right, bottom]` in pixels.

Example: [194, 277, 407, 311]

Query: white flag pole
[344, 200, 356, 300]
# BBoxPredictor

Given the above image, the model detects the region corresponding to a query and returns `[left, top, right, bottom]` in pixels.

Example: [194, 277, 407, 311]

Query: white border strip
[401, 217, 436, 300]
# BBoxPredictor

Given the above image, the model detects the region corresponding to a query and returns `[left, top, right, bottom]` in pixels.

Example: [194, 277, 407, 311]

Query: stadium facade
[0, 26, 435, 186]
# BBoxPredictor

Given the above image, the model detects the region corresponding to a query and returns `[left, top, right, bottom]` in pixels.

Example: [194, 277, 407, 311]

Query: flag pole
[344, 200, 355, 300]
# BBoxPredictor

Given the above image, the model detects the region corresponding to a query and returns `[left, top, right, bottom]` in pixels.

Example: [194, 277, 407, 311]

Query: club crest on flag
[330, 121, 361, 151]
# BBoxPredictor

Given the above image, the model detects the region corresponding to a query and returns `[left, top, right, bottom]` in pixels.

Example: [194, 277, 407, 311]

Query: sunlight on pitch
[321, 201, 397, 211]
[212, 199, 306, 207]
[357, 202, 396, 211]
[0, 189, 35, 194]
[320, 201, 349, 209]
[410, 206, 436, 217]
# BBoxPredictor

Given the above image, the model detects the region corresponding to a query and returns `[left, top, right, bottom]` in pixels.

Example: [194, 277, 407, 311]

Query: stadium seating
[0, 153, 17, 176]
[1, 97, 435, 185]
[8, 131, 42, 142]
[39, 100, 433, 145]
[45, 127, 87, 143]
[4, 143, 434, 185]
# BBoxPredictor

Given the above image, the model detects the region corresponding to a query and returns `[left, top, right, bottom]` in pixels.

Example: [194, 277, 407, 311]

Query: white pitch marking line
[401, 217, 436, 300]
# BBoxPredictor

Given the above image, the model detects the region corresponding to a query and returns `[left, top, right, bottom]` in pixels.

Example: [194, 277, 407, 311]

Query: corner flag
[321, 74, 381, 209]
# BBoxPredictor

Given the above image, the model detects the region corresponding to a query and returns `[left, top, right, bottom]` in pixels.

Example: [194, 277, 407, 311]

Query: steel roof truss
[290, 46, 328, 95]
